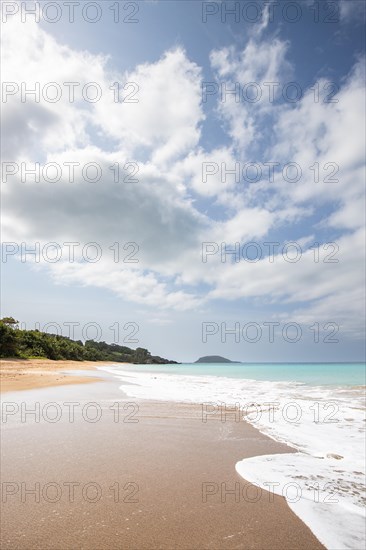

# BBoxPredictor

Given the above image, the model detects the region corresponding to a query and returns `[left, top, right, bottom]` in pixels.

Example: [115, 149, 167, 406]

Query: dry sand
[0, 358, 116, 392]
[0, 373, 326, 550]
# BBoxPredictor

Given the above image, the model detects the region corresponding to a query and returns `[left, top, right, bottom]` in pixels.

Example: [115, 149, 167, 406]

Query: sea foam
[99, 365, 366, 549]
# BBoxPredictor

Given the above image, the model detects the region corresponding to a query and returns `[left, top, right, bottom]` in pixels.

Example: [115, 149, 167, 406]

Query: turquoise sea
[103, 360, 366, 549]
[101, 360, 366, 549]
[118, 362, 366, 386]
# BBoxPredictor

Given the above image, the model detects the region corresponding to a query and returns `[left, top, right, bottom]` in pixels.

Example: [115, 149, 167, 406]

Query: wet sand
[0, 373, 325, 549]
[0, 358, 117, 392]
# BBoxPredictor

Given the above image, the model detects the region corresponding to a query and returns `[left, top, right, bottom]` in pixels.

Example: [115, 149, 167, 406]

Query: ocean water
[101, 362, 366, 385]
[99, 362, 366, 550]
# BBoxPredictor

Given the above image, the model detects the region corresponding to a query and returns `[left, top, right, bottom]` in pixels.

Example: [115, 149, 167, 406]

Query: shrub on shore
[0, 317, 177, 364]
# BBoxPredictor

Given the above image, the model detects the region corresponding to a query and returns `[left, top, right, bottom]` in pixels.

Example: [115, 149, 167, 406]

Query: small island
[195, 355, 241, 363]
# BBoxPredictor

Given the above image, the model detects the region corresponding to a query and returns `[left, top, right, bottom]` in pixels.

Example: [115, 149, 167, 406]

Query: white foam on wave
[99, 366, 366, 549]
[236, 453, 365, 550]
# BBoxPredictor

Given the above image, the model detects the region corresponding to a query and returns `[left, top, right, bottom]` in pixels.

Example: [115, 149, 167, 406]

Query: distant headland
[194, 355, 241, 363]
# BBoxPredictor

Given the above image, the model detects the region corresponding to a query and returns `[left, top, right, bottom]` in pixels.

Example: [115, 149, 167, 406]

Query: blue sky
[1, 0, 365, 361]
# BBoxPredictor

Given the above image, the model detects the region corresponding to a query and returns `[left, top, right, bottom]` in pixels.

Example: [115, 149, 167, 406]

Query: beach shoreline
[0, 370, 326, 550]
[98, 363, 366, 549]
[0, 358, 118, 393]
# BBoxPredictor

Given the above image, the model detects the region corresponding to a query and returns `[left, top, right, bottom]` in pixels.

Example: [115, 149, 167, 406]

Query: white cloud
[339, 0, 366, 22]
[176, 147, 237, 197]
[1, 17, 106, 159]
[94, 47, 204, 165]
[269, 58, 366, 230]
[204, 228, 365, 336]
[2, 18, 204, 167]
[209, 36, 292, 151]
[1, 13, 365, 340]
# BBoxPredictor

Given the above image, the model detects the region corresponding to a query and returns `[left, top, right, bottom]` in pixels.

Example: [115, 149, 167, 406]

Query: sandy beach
[0, 369, 325, 549]
[0, 358, 116, 393]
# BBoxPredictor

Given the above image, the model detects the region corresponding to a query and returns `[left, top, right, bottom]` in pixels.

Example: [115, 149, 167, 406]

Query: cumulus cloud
[93, 47, 204, 165]
[269, 57, 366, 231]
[1, 11, 365, 338]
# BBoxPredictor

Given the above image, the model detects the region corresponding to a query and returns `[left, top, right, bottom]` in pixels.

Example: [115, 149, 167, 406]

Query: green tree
[1, 317, 19, 328]
[0, 321, 18, 357]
